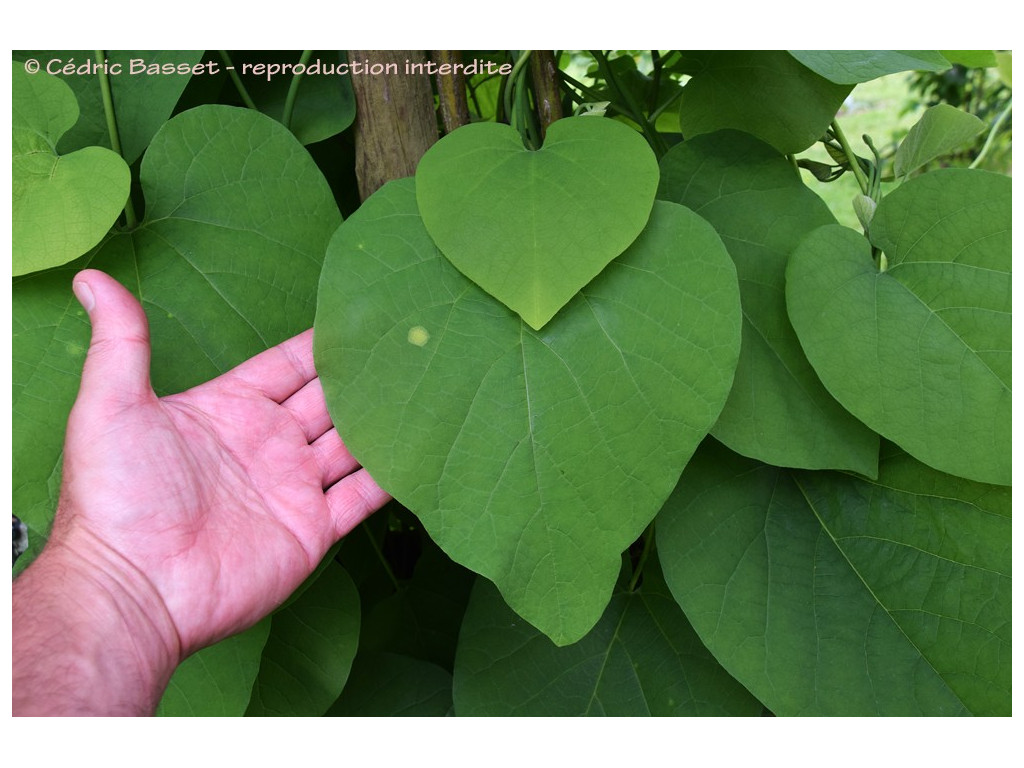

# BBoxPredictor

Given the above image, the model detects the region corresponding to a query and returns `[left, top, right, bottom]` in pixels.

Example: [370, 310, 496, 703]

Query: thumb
[72, 269, 154, 408]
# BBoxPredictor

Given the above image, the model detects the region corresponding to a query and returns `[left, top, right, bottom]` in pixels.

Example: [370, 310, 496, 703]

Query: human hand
[14, 269, 389, 716]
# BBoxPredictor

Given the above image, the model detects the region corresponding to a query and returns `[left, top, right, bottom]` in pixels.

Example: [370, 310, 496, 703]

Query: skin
[12, 269, 391, 715]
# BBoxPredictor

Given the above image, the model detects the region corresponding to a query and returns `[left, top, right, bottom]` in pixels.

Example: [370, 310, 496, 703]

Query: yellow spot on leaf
[407, 326, 430, 347]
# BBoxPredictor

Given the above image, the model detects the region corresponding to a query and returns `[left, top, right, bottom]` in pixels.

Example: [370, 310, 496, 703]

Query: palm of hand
[58, 325, 387, 656]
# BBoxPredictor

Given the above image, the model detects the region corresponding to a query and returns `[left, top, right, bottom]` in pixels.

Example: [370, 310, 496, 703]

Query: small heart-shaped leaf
[415, 116, 659, 330]
[13, 65, 130, 276]
[893, 104, 985, 178]
[315, 179, 740, 645]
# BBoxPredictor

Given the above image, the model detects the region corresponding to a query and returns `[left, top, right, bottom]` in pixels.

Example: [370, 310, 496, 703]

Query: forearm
[12, 536, 181, 716]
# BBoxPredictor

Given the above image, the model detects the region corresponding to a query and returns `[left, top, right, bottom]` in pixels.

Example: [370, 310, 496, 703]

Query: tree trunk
[348, 50, 438, 200]
[432, 50, 471, 135]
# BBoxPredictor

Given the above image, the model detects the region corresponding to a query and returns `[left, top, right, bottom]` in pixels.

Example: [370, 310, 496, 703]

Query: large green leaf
[314, 179, 741, 645]
[360, 537, 475, 669]
[658, 130, 878, 474]
[657, 439, 1010, 716]
[415, 116, 659, 329]
[14, 50, 205, 164]
[452, 565, 763, 716]
[245, 561, 360, 716]
[326, 652, 453, 716]
[12, 65, 130, 276]
[675, 51, 851, 154]
[893, 104, 985, 178]
[156, 618, 272, 716]
[787, 50, 951, 84]
[12, 104, 340, 557]
[786, 170, 1010, 485]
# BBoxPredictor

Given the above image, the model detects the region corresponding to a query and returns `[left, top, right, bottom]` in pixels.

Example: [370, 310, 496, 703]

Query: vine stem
[628, 522, 656, 592]
[95, 50, 137, 229]
[220, 51, 258, 109]
[830, 119, 870, 196]
[593, 50, 668, 158]
[361, 521, 401, 592]
[281, 50, 313, 131]
[969, 100, 1012, 169]
[504, 50, 535, 145]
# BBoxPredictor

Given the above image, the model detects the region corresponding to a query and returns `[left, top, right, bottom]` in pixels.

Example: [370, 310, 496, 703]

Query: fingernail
[73, 280, 95, 312]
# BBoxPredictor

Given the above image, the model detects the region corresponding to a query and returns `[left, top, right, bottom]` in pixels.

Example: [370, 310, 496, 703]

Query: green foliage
[12, 65, 130, 275]
[415, 116, 658, 329]
[675, 51, 852, 153]
[11, 50, 1011, 717]
[13, 103, 339, 567]
[658, 130, 878, 475]
[314, 180, 741, 645]
[156, 618, 272, 716]
[894, 104, 986, 177]
[787, 171, 1011, 486]
[453, 563, 763, 715]
[657, 439, 1010, 716]
[245, 561, 361, 716]
[788, 50, 951, 84]
[903, 57, 1012, 173]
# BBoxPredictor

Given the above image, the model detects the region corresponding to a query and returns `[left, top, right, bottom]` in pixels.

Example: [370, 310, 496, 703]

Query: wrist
[12, 528, 182, 716]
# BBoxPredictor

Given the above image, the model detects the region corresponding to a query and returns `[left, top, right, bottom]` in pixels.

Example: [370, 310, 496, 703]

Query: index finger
[221, 328, 317, 402]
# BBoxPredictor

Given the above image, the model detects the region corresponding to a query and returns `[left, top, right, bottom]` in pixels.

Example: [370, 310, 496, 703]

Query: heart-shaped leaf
[893, 104, 985, 178]
[13, 104, 340, 566]
[245, 561, 360, 716]
[674, 51, 851, 154]
[326, 652, 454, 716]
[13, 65, 130, 276]
[314, 179, 740, 645]
[786, 169, 1010, 485]
[452, 565, 763, 716]
[415, 116, 659, 329]
[15, 50, 205, 164]
[658, 130, 878, 475]
[156, 617, 271, 716]
[787, 50, 951, 84]
[657, 439, 1010, 716]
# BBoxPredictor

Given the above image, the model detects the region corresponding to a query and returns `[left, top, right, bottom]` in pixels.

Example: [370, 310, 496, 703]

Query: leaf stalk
[830, 119, 871, 196]
[281, 50, 313, 132]
[969, 99, 1012, 169]
[220, 51, 258, 110]
[95, 50, 137, 229]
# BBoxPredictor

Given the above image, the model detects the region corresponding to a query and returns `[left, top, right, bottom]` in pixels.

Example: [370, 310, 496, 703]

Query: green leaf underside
[14, 50, 205, 165]
[415, 116, 659, 329]
[675, 52, 852, 154]
[894, 104, 986, 178]
[786, 170, 1010, 485]
[315, 178, 741, 646]
[13, 104, 339, 559]
[940, 51, 998, 68]
[245, 562, 360, 716]
[657, 439, 1010, 716]
[787, 50, 951, 84]
[327, 652, 454, 716]
[658, 130, 878, 475]
[13, 65, 130, 276]
[157, 617, 272, 716]
[453, 566, 763, 716]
